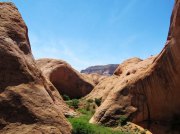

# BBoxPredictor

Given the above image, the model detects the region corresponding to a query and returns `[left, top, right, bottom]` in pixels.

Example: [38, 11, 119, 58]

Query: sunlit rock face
[0, 3, 72, 134]
[89, 1, 180, 134]
[36, 58, 94, 98]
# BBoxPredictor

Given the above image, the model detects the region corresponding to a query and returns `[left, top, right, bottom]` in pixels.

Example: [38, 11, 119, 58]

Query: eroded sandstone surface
[82, 73, 107, 85]
[0, 3, 71, 134]
[36, 58, 94, 98]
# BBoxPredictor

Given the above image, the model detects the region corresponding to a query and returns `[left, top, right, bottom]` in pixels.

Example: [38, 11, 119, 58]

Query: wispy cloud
[29, 33, 104, 71]
[110, 0, 139, 23]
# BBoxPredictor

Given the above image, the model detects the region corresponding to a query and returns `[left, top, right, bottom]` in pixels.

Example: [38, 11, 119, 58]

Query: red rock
[82, 73, 107, 85]
[36, 58, 94, 98]
[0, 3, 71, 134]
[89, 1, 180, 134]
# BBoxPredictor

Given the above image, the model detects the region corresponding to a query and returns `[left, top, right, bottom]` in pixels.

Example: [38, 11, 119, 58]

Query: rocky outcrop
[81, 64, 118, 76]
[85, 57, 155, 104]
[36, 58, 94, 98]
[89, 1, 180, 134]
[82, 73, 107, 85]
[0, 3, 71, 134]
[114, 57, 143, 76]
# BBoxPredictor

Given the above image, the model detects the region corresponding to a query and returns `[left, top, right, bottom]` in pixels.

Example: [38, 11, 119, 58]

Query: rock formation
[82, 73, 107, 85]
[81, 64, 118, 76]
[0, 3, 71, 134]
[85, 57, 155, 104]
[89, 1, 180, 134]
[36, 58, 94, 98]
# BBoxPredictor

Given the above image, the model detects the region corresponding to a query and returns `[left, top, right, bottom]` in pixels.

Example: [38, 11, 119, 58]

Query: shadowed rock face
[0, 3, 71, 134]
[89, 1, 180, 134]
[36, 58, 94, 98]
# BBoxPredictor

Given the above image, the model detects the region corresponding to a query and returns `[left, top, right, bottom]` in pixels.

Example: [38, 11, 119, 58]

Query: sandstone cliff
[89, 1, 180, 134]
[36, 58, 94, 98]
[0, 3, 71, 134]
[81, 64, 118, 76]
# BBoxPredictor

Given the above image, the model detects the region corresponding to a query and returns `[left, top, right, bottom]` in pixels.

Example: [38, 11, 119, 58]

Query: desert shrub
[70, 119, 95, 134]
[119, 115, 128, 126]
[95, 98, 102, 106]
[72, 99, 79, 109]
[66, 99, 79, 109]
[62, 94, 70, 101]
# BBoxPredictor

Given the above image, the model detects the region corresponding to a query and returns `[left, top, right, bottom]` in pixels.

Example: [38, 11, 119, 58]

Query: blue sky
[3, 0, 174, 70]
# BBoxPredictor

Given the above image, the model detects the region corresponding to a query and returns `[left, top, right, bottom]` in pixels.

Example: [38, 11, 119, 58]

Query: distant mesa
[81, 64, 119, 76]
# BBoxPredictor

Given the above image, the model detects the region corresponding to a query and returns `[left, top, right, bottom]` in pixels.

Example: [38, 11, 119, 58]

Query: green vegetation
[95, 98, 102, 106]
[68, 109, 125, 134]
[66, 99, 79, 109]
[66, 99, 148, 134]
[62, 94, 70, 101]
[119, 115, 128, 126]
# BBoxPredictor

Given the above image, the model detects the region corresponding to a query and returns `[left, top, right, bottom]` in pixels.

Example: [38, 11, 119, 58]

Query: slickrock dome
[0, 3, 71, 134]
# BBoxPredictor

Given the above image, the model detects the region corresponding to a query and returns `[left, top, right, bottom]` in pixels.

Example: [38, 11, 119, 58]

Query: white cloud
[29, 32, 104, 71]
[110, 0, 139, 23]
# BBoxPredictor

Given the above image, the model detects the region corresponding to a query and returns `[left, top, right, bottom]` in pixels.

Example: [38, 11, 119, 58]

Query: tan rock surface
[89, 1, 180, 134]
[85, 57, 155, 102]
[0, 3, 71, 134]
[82, 73, 107, 85]
[36, 58, 94, 98]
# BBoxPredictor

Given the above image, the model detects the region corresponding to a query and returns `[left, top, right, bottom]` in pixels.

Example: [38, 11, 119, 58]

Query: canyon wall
[89, 1, 180, 133]
[0, 3, 71, 134]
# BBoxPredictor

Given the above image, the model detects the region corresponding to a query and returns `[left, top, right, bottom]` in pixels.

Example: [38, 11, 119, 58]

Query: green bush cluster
[66, 99, 79, 109]
[119, 115, 128, 126]
[68, 113, 124, 134]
